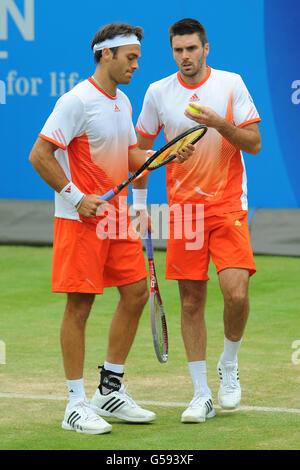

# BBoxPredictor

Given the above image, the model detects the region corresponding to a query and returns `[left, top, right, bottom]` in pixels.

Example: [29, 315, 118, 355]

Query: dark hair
[91, 23, 143, 63]
[169, 18, 207, 47]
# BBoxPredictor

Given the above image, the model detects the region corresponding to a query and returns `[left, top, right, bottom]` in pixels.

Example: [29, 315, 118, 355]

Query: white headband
[93, 34, 140, 52]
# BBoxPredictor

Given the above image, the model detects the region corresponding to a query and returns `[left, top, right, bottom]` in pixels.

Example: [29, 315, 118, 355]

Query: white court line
[0, 392, 300, 415]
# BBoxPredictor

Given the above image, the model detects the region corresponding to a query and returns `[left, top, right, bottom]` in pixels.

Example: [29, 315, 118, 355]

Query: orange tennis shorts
[52, 217, 148, 294]
[166, 209, 256, 280]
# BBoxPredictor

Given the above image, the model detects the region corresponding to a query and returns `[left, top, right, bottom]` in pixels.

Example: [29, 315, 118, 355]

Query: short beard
[180, 51, 205, 79]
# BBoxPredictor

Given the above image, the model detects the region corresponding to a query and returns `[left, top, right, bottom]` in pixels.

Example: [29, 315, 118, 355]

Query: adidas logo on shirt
[189, 93, 200, 102]
[65, 185, 72, 193]
[114, 104, 120, 112]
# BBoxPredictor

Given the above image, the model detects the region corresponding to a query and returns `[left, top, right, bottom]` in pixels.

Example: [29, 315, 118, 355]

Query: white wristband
[132, 189, 148, 210]
[59, 182, 85, 207]
[146, 149, 155, 160]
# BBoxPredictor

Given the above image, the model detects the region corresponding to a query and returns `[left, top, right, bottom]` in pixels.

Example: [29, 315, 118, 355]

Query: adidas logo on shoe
[181, 394, 216, 423]
[90, 384, 156, 423]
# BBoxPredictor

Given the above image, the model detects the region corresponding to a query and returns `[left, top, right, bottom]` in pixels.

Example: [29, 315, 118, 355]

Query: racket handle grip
[145, 230, 154, 258]
[100, 188, 118, 201]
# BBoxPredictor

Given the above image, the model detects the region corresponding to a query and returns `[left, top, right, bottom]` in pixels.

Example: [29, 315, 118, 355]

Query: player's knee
[224, 290, 247, 308]
[64, 307, 90, 327]
[180, 281, 206, 319]
[65, 294, 95, 324]
[133, 284, 149, 309]
[181, 297, 203, 319]
[119, 279, 149, 312]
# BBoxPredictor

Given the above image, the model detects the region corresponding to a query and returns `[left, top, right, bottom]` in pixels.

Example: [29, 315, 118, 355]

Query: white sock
[188, 361, 211, 397]
[104, 361, 124, 374]
[66, 378, 87, 408]
[221, 337, 242, 364]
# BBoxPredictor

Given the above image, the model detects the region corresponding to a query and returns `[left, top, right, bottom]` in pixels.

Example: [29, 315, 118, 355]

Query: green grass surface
[0, 246, 300, 450]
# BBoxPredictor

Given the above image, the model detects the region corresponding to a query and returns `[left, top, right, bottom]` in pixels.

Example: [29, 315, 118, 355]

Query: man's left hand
[173, 143, 195, 164]
[135, 209, 153, 238]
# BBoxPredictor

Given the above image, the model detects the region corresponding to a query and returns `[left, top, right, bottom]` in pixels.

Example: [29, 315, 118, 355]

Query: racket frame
[145, 230, 168, 363]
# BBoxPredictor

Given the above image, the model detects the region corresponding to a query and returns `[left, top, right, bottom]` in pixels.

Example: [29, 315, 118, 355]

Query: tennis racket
[100, 125, 207, 201]
[145, 230, 168, 363]
[99, 126, 207, 362]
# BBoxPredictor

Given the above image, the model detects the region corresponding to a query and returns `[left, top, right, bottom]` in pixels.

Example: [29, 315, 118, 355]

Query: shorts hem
[103, 271, 149, 289]
[165, 274, 209, 281]
[52, 286, 104, 294]
[217, 265, 256, 277]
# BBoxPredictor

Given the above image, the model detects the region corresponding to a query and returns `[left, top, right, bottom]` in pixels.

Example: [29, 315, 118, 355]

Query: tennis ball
[187, 103, 202, 114]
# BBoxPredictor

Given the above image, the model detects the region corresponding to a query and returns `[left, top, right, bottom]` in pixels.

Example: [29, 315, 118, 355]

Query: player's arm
[29, 137, 104, 217]
[127, 144, 153, 235]
[215, 120, 261, 155]
[136, 134, 156, 151]
[128, 145, 153, 178]
[29, 137, 68, 190]
[185, 104, 261, 155]
[129, 136, 156, 190]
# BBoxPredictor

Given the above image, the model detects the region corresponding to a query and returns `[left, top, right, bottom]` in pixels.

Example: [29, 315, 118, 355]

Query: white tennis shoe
[62, 400, 112, 434]
[181, 394, 216, 423]
[217, 360, 241, 409]
[90, 384, 156, 423]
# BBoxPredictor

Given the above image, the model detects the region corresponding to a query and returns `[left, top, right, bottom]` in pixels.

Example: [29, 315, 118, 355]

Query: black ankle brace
[98, 365, 124, 396]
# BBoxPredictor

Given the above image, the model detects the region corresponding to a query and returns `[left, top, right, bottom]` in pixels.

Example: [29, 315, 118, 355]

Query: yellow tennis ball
[187, 103, 202, 114]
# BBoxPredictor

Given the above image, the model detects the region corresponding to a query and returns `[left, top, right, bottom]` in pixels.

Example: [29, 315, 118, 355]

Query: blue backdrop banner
[0, 0, 299, 207]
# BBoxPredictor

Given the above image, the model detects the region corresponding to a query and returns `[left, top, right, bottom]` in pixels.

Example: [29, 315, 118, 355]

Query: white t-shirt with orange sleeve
[136, 66, 261, 216]
[40, 77, 137, 221]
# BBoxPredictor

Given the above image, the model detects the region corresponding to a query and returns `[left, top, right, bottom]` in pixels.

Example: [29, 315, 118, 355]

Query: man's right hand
[77, 194, 107, 218]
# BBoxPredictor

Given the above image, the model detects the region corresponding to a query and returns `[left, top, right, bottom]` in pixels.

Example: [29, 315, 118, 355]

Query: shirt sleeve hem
[135, 126, 161, 138]
[39, 133, 67, 150]
[237, 118, 261, 128]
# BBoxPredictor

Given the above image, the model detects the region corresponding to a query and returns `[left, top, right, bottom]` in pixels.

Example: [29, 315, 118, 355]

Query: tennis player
[135, 18, 261, 423]
[29, 22, 193, 435]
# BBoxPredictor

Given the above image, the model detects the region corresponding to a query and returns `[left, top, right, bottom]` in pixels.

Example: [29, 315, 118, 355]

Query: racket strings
[148, 127, 206, 170]
[154, 296, 168, 358]
[162, 317, 168, 345]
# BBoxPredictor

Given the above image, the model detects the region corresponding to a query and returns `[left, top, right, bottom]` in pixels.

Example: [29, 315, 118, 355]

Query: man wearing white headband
[92, 34, 141, 52]
[29, 22, 194, 435]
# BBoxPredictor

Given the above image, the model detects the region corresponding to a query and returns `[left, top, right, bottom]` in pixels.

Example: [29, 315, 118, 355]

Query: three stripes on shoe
[67, 396, 125, 430]
[100, 395, 126, 413]
[204, 398, 213, 414]
[67, 411, 83, 431]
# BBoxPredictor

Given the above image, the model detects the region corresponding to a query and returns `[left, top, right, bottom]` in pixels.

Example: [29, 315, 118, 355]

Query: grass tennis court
[0, 245, 299, 450]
